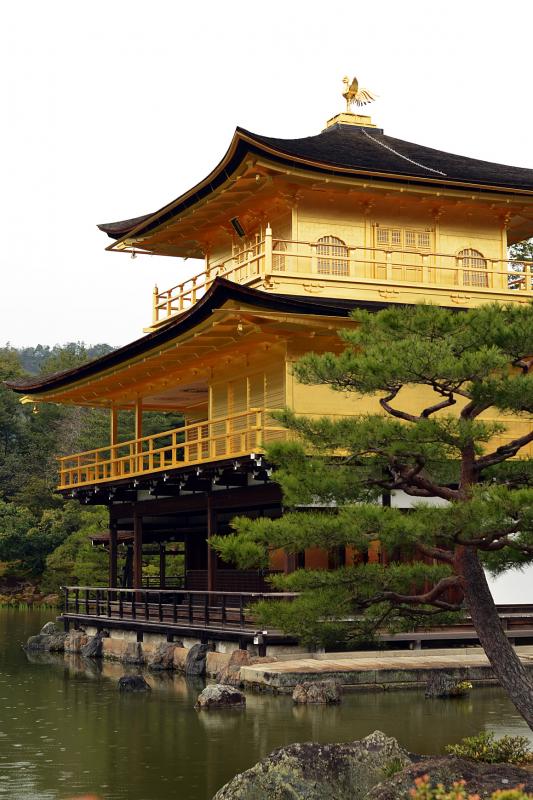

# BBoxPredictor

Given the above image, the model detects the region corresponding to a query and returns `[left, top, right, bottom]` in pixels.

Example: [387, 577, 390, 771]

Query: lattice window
[272, 240, 287, 272]
[376, 227, 432, 250]
[459, 248, 488, 288]
[316, 235, 349, 276]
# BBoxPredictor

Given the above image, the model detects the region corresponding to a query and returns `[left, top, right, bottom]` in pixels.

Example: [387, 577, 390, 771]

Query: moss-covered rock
[366, 756, 533, 800]
[212, 731, 411, 800]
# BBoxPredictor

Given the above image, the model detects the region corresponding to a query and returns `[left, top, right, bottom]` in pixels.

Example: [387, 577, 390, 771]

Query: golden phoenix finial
[342, 76, 377, 112]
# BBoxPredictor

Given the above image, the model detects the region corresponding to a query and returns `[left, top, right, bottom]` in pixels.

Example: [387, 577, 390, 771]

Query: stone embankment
[25, 622, 533, 691]
[25, 621, 278, 679]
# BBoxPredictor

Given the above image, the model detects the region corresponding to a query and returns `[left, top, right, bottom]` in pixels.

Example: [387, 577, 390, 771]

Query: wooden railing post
[152, 285, 159, 326]
[239, 595, 245, 628]
[264, 224, 273, 278]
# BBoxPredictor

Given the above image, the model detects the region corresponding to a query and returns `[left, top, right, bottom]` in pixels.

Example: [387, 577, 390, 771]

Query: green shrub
[445, 732, 532, 765]
[410, 774, 533, 800]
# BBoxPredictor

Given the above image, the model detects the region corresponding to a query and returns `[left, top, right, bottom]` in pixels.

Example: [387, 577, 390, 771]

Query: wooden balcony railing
[152, 230, 533, 325]
[62, 586, 298, 631]
[57, 409, 286, 489]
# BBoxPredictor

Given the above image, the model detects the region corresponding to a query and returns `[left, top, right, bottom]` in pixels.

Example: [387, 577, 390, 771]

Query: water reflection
[0, 608, 531, 800]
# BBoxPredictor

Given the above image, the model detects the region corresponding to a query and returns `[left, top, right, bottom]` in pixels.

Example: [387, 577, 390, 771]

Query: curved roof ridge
[6, 278, 365, 396]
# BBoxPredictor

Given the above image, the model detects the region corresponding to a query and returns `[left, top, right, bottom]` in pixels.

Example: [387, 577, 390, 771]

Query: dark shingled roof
[98, 123, 533, 243]
[249, 124, 533, 190]
[7, 278, 391, 396]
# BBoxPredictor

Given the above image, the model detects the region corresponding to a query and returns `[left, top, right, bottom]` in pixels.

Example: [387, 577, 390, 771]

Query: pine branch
[416, 543, 455, 564]
[378, 574, 462, 610]
[379, 389, 419, 423]
[475, 431, 533, 471]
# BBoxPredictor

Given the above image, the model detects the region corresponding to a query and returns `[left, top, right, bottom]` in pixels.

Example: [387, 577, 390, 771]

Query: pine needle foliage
[211, 303, 533, 648]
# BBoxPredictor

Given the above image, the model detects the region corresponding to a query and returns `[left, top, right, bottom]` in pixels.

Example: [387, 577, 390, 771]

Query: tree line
[0, 342, 182, 593]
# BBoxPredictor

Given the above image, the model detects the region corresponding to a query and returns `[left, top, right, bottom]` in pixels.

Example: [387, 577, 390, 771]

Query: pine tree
[212, 302, 533, 730]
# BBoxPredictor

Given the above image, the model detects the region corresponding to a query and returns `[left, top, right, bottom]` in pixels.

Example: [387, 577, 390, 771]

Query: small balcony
[151, 230, 533, 326]
[57, 409, 287, 490]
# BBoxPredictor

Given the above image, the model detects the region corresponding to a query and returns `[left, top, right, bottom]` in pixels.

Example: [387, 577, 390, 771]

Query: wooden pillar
[110, 404, 118, 477]
[207, 494, 217, 592]
[159, 543, 166, 590]
[133, 512, 143, 590]
[134, 397, 143, 440]
[134, 398, 143, 473]
[109, 521, 118, 588]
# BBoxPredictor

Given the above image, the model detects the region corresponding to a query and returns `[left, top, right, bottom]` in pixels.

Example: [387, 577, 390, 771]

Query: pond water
[1, 608, 532, 800]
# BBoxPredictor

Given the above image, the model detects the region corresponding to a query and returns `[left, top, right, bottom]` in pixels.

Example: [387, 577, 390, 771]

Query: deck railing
[152, 231, 533, 325]
[62, 586, 298, 630]
[58, 408, 286, 489]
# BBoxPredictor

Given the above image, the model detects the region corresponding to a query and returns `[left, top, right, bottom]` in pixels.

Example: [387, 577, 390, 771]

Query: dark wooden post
[159, 543, 166, 590]
[133, 511, 143, 591]
[207, 494, 217, 592]
[109, 522, 118, 589]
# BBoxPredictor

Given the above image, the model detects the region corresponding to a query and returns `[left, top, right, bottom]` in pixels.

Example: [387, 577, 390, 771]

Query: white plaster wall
[487, 567, 533, 604]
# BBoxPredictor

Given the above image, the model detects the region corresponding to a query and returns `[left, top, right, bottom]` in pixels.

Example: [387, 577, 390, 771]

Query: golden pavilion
[10, 82, 533, 650]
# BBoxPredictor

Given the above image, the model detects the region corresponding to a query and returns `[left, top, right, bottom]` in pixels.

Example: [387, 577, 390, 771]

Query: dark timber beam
[110, 483, 282, 519]
[159, 542, 166, 590]
[207, 494, 217, 592]
[109, 522, 118, 588]
[133, 512, 143, 590]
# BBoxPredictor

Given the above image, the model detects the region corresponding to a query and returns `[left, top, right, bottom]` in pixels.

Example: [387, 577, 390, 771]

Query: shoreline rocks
[25, 621, 68, 653]
[425, 674, 473, 699]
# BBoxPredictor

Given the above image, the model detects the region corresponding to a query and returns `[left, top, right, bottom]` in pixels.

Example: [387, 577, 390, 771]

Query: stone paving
[240, 646, 533, 691]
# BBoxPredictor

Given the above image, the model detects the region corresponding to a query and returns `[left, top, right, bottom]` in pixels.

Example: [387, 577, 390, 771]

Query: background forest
[0, 342, 182, 602]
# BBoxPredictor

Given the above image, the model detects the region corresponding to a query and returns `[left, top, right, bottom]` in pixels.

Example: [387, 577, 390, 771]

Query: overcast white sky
[2, 0, 533, 600]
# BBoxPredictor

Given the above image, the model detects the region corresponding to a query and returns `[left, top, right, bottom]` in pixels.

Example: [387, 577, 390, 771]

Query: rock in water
[117, 675, 151, 692]
[366, 756, 533, 800]
[425, 673, 472, 698]
[185, 643, 209, 676]
[292, 679, 341, 704]
[212, 730, 411, 800]
[196, 684, 246, 710]
[40, 621, 60, 635]
[25, 631, 67, 652]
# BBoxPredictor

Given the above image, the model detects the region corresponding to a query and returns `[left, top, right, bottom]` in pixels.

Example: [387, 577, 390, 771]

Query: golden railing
[58, 409, 286, 490]
[152, 230, 533, 325]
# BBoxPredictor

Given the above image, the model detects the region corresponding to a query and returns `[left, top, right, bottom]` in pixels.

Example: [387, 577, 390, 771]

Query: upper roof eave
[98, 125, 533, 249]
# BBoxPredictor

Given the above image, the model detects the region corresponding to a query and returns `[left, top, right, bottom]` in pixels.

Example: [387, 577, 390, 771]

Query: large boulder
[147, 642, 182, 671]
[25, 631, 68, 653]
[185, 643, 209, 676]
[292, 679, 341, 705]
[40, 621, 60, 635]
[80, 632, 105, 659]
[212, 731, 411, 800]
[367, 756, 533, 800]
[196, 684, 246, 710]
[64, 630, 89, 653]
[216, 650, 278, 687]
[122, 642, 145, 665]
[117, 674, 151, 692]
